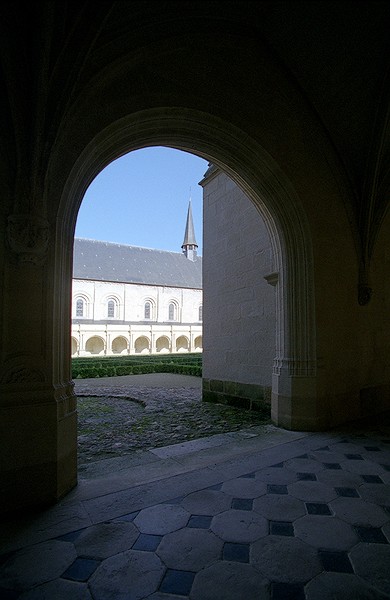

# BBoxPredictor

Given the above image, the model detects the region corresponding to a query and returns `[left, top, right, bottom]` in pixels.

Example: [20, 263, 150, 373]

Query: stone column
[0, 214, 77, 514]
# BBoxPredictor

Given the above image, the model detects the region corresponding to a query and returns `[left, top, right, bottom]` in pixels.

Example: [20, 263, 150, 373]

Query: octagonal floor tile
[305, 572, 389, 600]
[134, 503, 190, 535]
[74, 522, 139, 560]
[316, 468, 363, 488]
[157, 527, 222, 570]
[211, 509, 268, 543]
[190, 561, 269, 600]
[221, 477, 266, 498]
[294, 515, 359, 550]
[253, 493, 306, 521]
[288, 480, 337, 503]
[349, 543, 390, 596]
[255, 466, 298, 485]
[251, 535, 322, 583]
[89, 550, 165, 600]
[330, 497, 388, 527]
[180, 489, 232, 516]
[358, 483, 390, 506]
[0, 540, 76, 592]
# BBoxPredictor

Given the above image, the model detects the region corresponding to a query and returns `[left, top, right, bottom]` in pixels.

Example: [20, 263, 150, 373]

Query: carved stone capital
[7, 213, 50, 265]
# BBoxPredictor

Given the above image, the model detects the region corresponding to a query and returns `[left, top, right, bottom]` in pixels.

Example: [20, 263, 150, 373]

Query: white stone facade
[71, 278, 202, 356]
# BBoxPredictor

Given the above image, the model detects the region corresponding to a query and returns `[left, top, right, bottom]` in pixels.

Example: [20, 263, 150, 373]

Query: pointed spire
[182, 195, 198, 260]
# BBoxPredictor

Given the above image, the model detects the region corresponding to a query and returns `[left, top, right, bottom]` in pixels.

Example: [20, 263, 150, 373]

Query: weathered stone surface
[74, 522, 139, 559]
[18, 579, 92, 600]
[0, 540, 76, 591]
[190, 561, 269, 600]
[134, 503, 190, 535]
[76, 379, 270, 465]
[157, 528, 223, 570]
[305, 572, 390, 600]
[88, 550, 165, 600]
[211, 509, 268, 543]
[251, 536, 322, 583]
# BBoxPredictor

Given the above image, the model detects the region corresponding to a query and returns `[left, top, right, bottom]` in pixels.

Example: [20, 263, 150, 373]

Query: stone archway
[156, 336, 170, 353]
[134, 336, 150, 354]
[85, 336, 105, 355]
[176, 336, 189, 353]
[194, 336, 202, 351]
[112, 336, 128, 355]
[1, 107, 316, 512]
[57, 108, 317, 431]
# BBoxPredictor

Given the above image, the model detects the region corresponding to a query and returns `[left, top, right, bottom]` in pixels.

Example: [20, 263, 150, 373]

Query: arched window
[198, 304, 203, 322]
[76, 298, 84, 317]
[144, 301, 151, 320]
[107, 299, 115, 318]
[107, 297, 119, 319]
[168, 302, 176, 321]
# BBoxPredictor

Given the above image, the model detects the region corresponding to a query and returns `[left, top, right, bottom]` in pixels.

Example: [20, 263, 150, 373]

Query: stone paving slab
[1, 412, 390, 599]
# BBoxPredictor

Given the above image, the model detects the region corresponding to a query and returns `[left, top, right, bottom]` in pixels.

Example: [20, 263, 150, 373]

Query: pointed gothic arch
[57, 107, 316, 429]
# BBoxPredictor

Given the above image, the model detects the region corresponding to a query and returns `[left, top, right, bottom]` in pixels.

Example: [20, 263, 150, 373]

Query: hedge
[72, 354, 202, 379]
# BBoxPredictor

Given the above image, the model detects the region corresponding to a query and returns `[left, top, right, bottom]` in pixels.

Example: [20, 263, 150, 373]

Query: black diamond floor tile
[132, 533, 162, 551]
[240, 472, 256, 478]
[316, 446, 330, 451]
[323, 463, 342, 470]
[345, 454, 364, 460]
[267, 484, 288, 495]
[335, 487, 360, 498]
[162, 496, 185, 505]
[56, 528, 85, 542]
[361, 474, 384, 483]
[231, 498, 253, 510]
[187, 515, 213, 529]
[207, 483, 223, 491]
[296, 454, 309, 459]
[270, 462, 285, 468]
[380, 464, 390, 472]
[114, 510, 140, 522]
[271, 582, 306, 599]
[318, 550, 354, 573]
[305, 502, 332, 515]
[223, 542, 250, 563]
[364, 446, 382, 452]
[269, 521, 295, 536]
[62, 557, 100, 582]
[159, 569, 195, 596]
[297, 472, 317, 481]
[355, 526, 389, 544]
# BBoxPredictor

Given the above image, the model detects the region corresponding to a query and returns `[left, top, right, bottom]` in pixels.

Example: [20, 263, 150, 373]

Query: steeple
[181, 198, 198, 261]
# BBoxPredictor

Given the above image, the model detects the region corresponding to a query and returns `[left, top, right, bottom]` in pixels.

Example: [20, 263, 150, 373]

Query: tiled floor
[1, 419, 390, 599]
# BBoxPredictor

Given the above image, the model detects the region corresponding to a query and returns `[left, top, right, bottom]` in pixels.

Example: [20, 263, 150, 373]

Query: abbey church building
[71, 201, 202, 356]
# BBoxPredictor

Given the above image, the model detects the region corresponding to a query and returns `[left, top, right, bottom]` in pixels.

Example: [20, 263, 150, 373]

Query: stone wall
[201, 167, 275, 408]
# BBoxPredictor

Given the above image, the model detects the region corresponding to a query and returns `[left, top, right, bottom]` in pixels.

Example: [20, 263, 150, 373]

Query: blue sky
[75, 147, 208, 256]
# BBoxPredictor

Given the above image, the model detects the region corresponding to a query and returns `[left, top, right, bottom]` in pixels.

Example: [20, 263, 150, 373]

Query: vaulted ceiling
[1, 1, 389, 270]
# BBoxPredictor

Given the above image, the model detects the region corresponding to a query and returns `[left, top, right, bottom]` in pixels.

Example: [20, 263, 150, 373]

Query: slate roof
[73, 238, 202, 289]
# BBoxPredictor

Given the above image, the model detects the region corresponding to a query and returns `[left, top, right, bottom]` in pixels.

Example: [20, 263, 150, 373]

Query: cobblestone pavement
[75, 374, 271, 466]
